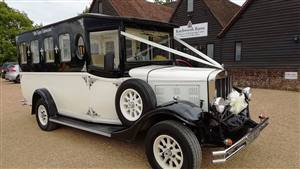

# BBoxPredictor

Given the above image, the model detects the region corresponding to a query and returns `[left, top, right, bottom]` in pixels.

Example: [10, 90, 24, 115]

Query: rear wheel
[34, 98, 58, 131]
[145, 120, 202, 169]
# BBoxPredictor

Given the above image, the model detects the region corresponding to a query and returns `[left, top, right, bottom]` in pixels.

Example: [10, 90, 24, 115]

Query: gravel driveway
[0, 79, 299, 169]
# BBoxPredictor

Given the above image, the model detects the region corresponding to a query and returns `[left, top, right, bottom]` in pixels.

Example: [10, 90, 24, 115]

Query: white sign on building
[284, 72, 298, 80]
[174, 22, 208, 39]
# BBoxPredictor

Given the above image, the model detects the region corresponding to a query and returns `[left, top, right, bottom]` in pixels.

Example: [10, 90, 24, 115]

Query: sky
[4, 0, 246, 25]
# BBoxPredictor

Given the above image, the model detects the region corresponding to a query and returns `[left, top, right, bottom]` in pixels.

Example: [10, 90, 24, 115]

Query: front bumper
[212, 116, 269, 163]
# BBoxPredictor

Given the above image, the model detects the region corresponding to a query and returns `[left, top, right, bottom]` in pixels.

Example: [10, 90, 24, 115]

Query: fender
[31, 88, 58, 117]
[112, 101, 204, 142]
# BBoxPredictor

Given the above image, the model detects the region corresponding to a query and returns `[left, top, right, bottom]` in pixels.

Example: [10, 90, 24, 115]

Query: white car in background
[5, 64, 21, 83]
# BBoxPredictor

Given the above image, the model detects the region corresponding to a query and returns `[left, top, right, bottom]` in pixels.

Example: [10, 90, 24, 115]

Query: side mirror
[104, 52, 115, 71]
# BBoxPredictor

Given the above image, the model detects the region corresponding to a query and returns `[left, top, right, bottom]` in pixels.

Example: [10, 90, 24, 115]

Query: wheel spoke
[172, 158, 179, 167]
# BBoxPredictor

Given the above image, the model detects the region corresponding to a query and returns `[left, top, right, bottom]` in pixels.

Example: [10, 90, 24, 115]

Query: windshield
[125, 28, 171, 62]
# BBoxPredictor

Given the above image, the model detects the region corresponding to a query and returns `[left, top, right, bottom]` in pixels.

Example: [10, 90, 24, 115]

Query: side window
[187, 0, 194, 12]
[44, 37, 55, 63]
[19, 43, 27, 64]
[89, 30, 119, 68]
[31, 40, 39, 64]
[76, 36, 85, 60]
[235, 42, 242, 61]
[98, 2, 103, 13]
[59, 33, 71, 62]
[207, 43, 214, 58]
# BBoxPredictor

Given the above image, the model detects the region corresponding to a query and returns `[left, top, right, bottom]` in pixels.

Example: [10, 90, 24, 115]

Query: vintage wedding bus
[17, 14, 269, 169]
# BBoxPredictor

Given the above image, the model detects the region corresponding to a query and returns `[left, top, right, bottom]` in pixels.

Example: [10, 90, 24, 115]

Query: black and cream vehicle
[17, 14, 269, 169]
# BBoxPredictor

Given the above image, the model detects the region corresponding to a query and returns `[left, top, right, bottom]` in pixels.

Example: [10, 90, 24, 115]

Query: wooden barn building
[89, 0, 300, 91]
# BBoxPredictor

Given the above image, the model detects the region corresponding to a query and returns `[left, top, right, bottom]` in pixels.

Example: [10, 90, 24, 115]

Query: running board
[49, 116, 124, 137]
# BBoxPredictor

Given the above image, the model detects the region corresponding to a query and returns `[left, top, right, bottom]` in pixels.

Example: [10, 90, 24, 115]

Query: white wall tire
[115, 79, 156, 126]
[145, 120, 202, 169]
[35, 98, 58, 131]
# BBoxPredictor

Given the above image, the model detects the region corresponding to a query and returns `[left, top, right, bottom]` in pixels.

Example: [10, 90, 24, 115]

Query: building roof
[89, 0, 174, 23]
[203, 0, 240, 27]
[163, 1, 179, 8]
[218, 0, 253, 37]
[170, 0, 240, 27]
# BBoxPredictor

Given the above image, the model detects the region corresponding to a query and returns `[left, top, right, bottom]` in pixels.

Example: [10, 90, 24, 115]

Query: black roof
[17, 13, 177, 36]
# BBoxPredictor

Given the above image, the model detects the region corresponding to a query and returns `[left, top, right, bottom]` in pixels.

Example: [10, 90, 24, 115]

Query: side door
[87, 29, 123, 125]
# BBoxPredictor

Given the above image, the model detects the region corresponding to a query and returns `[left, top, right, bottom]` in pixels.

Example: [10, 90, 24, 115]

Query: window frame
[89, 29, 120, 69]
[206, 43, 215, 58]
[235, 41, 242, 61]
[44, 36, 55, 63]
[124, 28, 172, 63]
[58, 33, 72, 62]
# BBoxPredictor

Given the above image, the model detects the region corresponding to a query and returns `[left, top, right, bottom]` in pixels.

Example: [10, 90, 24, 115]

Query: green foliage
[154, 0, 174, 4]
[0, 2, 34, 64]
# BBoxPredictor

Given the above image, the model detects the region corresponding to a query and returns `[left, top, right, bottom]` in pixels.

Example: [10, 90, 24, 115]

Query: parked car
[5, 64, 21, 83]
[1, 62, 16, 79]
[17, 14, 269, 169]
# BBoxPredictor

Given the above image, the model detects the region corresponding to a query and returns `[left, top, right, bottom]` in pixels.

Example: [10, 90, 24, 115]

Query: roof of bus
[17, 13, 177, 36]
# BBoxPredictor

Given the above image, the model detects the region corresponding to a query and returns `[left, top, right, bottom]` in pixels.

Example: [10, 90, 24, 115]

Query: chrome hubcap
[153, 135, 183, 169]
[38, 105, 48, 126]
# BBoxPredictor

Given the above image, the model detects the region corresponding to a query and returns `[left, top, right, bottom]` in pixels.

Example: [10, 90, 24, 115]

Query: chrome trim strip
[212, 117, 269, 164]
[49, 118, 111, 137]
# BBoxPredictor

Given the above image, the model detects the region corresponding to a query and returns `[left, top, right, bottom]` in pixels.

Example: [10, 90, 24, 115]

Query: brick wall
[228, 68, 300, 92]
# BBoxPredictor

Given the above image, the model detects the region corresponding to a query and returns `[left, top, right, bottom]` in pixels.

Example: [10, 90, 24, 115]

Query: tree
[0, 2, 34, 64]
[154, 0, 175, 4]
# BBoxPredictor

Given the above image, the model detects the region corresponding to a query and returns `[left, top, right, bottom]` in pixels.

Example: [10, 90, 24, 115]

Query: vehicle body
[5, 64, 21, 83]
[1, 62, 16, 79]
[17, 14, 269, 169]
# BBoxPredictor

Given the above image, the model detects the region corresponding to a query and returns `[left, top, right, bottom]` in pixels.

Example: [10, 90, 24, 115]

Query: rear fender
[112, 101, 204, 141]
[31, 88, 57, 117]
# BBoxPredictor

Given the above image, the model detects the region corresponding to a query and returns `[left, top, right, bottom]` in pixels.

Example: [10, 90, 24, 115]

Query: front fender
[112, 101, 204, 141]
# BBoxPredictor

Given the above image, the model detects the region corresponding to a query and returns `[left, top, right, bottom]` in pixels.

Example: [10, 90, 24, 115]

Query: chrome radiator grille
[216, 76, 232, 98]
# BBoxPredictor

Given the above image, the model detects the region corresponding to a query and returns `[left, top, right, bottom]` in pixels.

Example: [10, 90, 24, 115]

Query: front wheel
[145, 120, 202, 169]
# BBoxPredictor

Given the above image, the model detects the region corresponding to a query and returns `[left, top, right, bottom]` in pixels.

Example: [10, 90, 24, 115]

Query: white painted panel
[89, 75, 125, 125]
[21, 72, 90, 120]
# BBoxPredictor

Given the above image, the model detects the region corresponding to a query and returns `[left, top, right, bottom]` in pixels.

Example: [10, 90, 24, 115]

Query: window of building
[89, 30, 119, 68]
[187, 0, 194, 12]
[19, 43, 27, 64]
[98, 2, 103, 13]
[44, 37, 54, 63]
[235, 42, 242, 61]
[207, 43, 214, 58]
[31, 40, 39, 63]
[76, 36, 85, 60]
[59, 33, 71, 62]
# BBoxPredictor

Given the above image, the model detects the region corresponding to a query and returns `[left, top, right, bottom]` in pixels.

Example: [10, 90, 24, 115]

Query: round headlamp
[212, 97, 227, 113]
[242, 87, 252, 100]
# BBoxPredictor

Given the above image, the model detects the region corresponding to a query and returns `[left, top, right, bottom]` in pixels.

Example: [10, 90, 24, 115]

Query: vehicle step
[49, 116, 124, 137]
